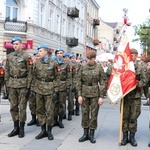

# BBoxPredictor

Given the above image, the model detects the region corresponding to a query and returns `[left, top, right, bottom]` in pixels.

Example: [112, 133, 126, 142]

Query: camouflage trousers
[74, 89, 80, 108]
[9, 87, 27, 122]
[28, 91, 36, 115]
[67, 87, 74, 112]
[81, 97, 99, 129]
[54, 91, 66, 118]
[122, 97, 141, 133]
[36, 93, 54, 126]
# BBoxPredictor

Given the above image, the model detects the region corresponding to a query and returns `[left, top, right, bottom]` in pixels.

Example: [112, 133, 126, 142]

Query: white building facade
[0, 0, 90, 59]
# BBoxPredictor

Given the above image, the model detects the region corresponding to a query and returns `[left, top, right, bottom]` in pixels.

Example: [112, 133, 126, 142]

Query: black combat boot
[27, 114, 37, 126]
[129, 132, 137, 146]
[36, 118, 40, 126]
[68, 111, 72, 121]
[8, 120, 19, 137]
[79, 128, 89, 142]
[35, 124, 47, 139]
[58, 116, 64, 128]
[63, 113, 66, 119]
[75, 107, 80, 116]
[121, 131, 128, 145]
[53, 116, 58, 126]
[89, 129, 96, 143]
[18, 122, 25, 138]
[47, 126, 54, 140]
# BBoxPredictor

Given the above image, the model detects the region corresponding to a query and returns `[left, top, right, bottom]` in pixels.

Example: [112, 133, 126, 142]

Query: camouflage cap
[130, 48, 138, 55]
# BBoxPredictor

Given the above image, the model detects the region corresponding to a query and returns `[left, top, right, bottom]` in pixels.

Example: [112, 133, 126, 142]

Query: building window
[48, 10, 53, 31]
[56, 15, 60, 33]
[39, 4, 44, 27]
[6, 0, 18, 21]
[67, 22, 71, 36]
[62, 18, 66, 36]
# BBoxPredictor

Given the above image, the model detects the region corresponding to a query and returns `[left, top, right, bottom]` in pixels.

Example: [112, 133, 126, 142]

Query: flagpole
[119, 98, 124, 145]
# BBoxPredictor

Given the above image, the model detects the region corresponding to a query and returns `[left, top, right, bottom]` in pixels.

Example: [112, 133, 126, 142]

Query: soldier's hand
[25, 88, 30, 99]
[66, 88, 70, 96]
[98, 98, 103, 106]
[52, 92, 59, 102]
[78, 96, 83, 105]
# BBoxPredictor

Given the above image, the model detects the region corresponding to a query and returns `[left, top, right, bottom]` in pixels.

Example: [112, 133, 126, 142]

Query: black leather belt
[82, 82, 98, 86]
[60, 79, 66, 81]
[37, 78, 53, 82]
[10, 74, 27, 79]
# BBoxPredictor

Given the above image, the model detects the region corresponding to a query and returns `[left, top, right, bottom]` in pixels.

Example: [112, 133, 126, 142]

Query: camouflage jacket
[70, 62, 81, 87]
[125, 62, 148, 99]
[76, 62, 106, 98]
[32, 57, 58, 95]
[55, 60, 71, 92]
[5, 51, 32, 88]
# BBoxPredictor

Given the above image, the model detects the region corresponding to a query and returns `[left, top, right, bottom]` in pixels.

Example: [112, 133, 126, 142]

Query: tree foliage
[133, 19, 150, 55]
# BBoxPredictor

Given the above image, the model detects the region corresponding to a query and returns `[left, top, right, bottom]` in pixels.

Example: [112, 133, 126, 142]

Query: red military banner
[107, 28, 137, 104]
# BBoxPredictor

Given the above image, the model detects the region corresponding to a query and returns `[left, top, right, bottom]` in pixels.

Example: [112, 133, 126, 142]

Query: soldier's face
[13, 41, 22, 51]
[81, 61, 87, 66]
[70, 57, 76, 62]
[56, 51, 64, 59]
[131, 54, 137, 62]
[87, 58, 95, 65]
[38, 49, 48, 58]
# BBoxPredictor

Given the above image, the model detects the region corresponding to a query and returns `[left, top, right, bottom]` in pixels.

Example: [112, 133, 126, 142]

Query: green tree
[133, 19, 150, 55]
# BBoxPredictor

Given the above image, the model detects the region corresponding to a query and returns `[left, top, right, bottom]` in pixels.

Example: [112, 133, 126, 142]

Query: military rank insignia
[28, 56, 33, 65]
[57, 66, 61, 72]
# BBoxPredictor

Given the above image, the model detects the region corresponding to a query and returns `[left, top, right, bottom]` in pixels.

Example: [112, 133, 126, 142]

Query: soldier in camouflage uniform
[5, 37, 32, 138]
[121, 48, 148, 147]
[54, 48, 71, 128]
[27, 49, 40, 126]
[76, 51, 106, 143]
[33, 44, 58, 140]
[67, 53, 76, 121]
[72, 57, 81, 116]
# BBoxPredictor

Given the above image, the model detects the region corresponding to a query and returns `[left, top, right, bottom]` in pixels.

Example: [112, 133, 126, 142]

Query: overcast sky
[97, 0, 150, 54]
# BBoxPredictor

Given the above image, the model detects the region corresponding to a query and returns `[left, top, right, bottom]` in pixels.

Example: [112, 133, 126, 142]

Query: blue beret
[33, 49, 39, 56]
[11, 36, 22, 44]
[69, 53, 75, 58]
[63, 52, 70, 57]
[55, 48, 64, 54]
[81, 58, 87, 62]
[37, 44, 49, 50]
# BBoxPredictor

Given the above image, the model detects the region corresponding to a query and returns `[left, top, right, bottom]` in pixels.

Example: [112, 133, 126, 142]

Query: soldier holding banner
[121, 48, 148, 147]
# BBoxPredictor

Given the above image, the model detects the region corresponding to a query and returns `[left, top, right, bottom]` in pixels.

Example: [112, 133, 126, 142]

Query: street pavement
[0, 96, 149, 150]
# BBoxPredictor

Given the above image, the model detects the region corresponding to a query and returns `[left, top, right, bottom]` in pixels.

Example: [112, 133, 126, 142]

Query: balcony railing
[66, 37, 78, 46]
[67, 7, 79, 18]
[4, 19, 27, 32]
[93, 19, 100, 26]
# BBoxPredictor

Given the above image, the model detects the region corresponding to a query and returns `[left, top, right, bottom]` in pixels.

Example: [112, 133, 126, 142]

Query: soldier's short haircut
[86, 50, 96, 59]
[130, 48, 138, 55]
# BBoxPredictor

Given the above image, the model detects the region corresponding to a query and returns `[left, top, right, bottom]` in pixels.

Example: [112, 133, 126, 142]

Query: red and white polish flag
[107, 28, 137, 104]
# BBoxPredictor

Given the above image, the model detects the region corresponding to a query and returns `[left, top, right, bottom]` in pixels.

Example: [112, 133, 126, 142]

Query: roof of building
[104, 22, 118, 29]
